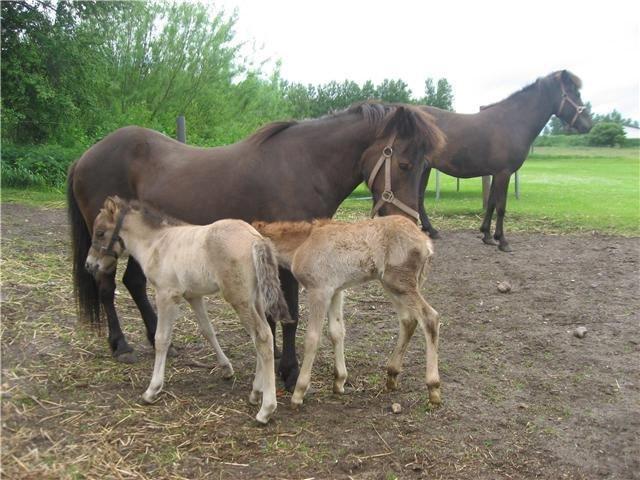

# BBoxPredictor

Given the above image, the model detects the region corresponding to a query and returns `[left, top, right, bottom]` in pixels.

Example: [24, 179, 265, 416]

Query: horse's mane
[246, 101, 445, 158]
[480, 70, 583, 111]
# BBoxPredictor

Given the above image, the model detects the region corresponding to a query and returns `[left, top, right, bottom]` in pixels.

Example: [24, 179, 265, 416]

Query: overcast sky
[217, 0, 639, 120]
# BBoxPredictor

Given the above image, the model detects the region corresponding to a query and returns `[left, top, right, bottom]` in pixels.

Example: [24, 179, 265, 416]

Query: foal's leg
[96, 270, 136, 363]
[418, 166, 440, 238]
[414, 294, 441, 405]
[492, 171, 513, 252]
[141, 291, 178, 404]
[383, 290, 418, 391]
[291, 288, 332, 408]
[327, 290, 347, 394]
[234, 302, 277, 424]
[278, 268, 300, 391]
[186, 296, 234, 379]
[122, 257, 158, 348]
[480, 176, 498, 245]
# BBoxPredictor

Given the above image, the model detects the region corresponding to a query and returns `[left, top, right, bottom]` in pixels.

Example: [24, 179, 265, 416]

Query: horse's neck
[489, 84, 556, 143]
[119, 214, 168, 271]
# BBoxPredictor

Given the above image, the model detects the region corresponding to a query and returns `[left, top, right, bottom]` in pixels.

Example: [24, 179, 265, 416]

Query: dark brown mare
[67, 102, 445, 389]
[418, 70, 592, 251]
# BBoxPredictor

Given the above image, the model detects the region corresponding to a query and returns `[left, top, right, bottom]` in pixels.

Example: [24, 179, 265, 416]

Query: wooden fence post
[177, 115, 186, 143]
[435, 170, 441, 200]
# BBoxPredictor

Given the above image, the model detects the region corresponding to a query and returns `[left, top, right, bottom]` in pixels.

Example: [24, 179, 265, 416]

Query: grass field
[2, 146, 639, 235]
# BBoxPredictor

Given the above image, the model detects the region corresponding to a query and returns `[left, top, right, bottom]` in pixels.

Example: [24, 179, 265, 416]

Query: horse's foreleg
[492, 172, 512, 252]
[122, 257, 157, 347]
[141, 291, 177, 404]
[480, 176, 498, 245]
[291, 288, 331, 408]
[327, 291, 347, 394]
[97, 270, 136, 363]
[419, 166, 440, 238]
[187, 296, 234, 379]
[278, 268, 300, 391]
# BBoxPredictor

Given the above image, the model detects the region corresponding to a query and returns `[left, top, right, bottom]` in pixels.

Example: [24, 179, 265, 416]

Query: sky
[216, 0, 640, 120]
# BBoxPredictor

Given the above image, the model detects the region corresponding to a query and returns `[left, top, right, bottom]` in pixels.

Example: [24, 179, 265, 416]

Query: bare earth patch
[2, 203, 639, 479]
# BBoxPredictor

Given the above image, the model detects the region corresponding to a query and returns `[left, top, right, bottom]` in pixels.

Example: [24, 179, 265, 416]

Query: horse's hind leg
[492, 171, 513, 252]
[291, 288, 332, 408]
[419, 166, 440, 238]
[327, 291, 347, 394]
[123, 257, 157, 347]
[141, 291, 178, 404]
[186, 296, 234, 379]
[480, 176, 498, 245]
[278, 268, 300, 391]
[97, 270, 136, 363]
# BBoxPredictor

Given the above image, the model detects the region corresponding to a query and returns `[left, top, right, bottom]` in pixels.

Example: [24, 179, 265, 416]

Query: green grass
[2, 146, 639, 235]
[343, 146, 639, 235]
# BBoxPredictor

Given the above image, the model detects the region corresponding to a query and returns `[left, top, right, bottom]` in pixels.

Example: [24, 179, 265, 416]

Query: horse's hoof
[274, 345, 282, 359]
[114, 351, 138, 364]
[481, 237, 497, 246]
[279, 364, 300, 392]
[498, 243, 512, 253]
[427, 230, 440, 240]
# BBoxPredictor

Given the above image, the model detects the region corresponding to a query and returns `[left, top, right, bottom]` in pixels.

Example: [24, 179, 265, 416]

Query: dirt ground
[2, 202, 639, 479]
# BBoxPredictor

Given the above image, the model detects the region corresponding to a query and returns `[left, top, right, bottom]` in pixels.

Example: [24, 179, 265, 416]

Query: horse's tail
[252, 239, 293, 324]
[67, 162, 101, 324]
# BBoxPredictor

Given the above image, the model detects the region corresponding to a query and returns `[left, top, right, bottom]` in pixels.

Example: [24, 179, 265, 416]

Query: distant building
[623, 125, 640, 139]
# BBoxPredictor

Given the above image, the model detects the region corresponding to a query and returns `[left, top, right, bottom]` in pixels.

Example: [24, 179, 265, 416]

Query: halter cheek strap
[556, 74, 586, 128]
[94, 207, 128, 258]
[367, 134, 420, 221]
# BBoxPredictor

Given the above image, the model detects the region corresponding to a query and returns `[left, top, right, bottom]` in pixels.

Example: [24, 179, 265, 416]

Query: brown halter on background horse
[418, 70, 593, 251]
[67, 102, 445, 389]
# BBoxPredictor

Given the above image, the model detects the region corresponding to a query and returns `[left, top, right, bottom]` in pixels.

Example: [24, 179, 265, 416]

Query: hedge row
[1, 144, 84, 188]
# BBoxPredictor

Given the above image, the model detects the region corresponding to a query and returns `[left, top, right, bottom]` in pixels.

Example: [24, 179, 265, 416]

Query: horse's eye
[97, 231, 105, 239]
[399, 162, 412, 171]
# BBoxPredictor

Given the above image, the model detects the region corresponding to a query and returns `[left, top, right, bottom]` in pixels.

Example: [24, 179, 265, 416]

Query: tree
[421, 78, 454, 111]
[587, 122, 626, 146]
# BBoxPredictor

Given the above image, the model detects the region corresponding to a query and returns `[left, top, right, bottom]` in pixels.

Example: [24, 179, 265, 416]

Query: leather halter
[367, 134, 420, 221]
[94, 207, 128, 258]
[556, 74, 586, 128]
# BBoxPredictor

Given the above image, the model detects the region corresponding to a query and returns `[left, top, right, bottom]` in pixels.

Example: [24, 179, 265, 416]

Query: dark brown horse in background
[418, 70, 593, 251]
[67, 102, 445, 389]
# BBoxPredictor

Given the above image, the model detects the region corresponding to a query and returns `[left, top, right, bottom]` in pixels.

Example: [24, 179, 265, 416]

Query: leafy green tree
[421, 78, 454, 111]
[587, 122, 626, 146]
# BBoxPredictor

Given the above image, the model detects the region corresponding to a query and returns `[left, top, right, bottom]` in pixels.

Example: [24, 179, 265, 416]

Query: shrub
[1, 144, 84, 188]
[587, 122, 626, 147]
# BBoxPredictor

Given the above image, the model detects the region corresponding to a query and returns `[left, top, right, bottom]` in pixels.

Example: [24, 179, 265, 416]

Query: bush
[1, 144, 84, 188]
[587, 122, 626, 147]
[534, 134, 589, 147]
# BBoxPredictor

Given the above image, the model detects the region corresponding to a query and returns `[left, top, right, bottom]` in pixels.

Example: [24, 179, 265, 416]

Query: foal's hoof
[386, 373, 399, 391]
[221, 364, 235, 379]
[279, 363, 300, 392]
[428, 386, 442, 406]
[114, 351, 138, 364]
[498, 243, 513, 253]
[290, 398, 303, 410]
[167, 345, 179, 357]
[248, 390, 260, 406]
[140, 392, 159, 404]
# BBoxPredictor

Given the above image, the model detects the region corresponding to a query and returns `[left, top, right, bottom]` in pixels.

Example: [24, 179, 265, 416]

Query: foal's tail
[67, 162, 101, 324]
[252, 239, 293, 324]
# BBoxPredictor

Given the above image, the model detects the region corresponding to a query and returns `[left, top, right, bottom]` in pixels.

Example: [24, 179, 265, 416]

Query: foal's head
[85, 196, 129, 276]
[358, 103, 446, 221]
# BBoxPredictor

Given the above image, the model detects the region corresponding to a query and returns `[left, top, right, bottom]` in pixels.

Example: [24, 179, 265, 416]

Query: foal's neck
[119, 212, 171, 270]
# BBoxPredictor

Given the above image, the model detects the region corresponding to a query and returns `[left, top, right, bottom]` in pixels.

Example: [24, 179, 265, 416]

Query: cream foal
[86, 197, 291, 424]
[253, 215, 441, 408]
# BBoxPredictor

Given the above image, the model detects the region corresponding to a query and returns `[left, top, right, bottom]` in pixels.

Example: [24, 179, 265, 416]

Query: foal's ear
[104, 196, 120, 216]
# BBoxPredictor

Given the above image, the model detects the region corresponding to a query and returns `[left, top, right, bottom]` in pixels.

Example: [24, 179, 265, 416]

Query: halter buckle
[381, 190, 394, 202]
[382, 146, 393, 158]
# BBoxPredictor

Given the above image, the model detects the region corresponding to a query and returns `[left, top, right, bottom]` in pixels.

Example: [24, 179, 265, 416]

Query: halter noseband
[367, 133, 420, 221]
[556, 74, 586, 129]
[94, 207, 128, 258]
